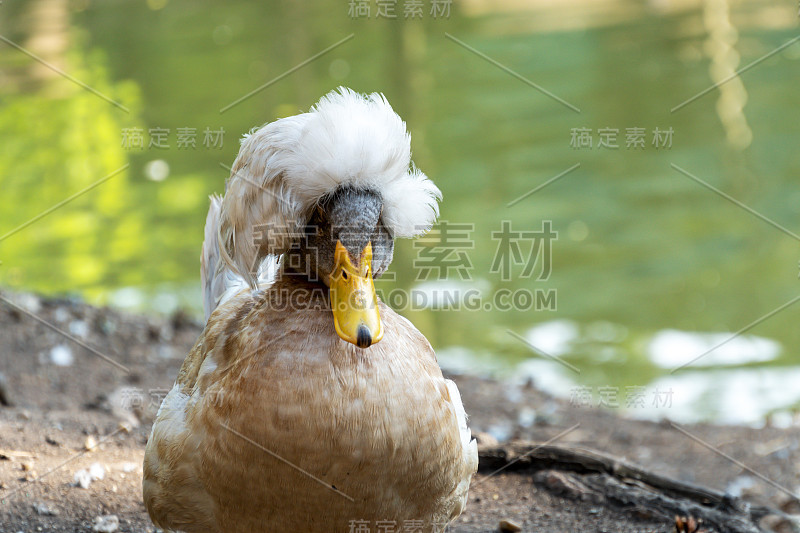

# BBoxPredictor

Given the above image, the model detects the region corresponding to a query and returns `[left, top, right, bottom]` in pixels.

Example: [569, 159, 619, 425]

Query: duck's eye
[342, 270, 348, 280]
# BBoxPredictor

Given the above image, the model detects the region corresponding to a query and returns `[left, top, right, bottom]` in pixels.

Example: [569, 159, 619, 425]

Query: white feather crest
[218, 87, 441, 288]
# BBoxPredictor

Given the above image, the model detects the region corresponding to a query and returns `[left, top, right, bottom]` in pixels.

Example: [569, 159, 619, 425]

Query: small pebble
[100, 317, 117, 335]
[33, 502, 57, 516]
[73, 462, 105, 489]
[474, 431, 499, 448]
[68, 319, 89, 338]
[49, 344, 74, 367]
[92, 514, 119, 532]
[517, 407, 537, 428]
[16, 293, 41, 313]
[498, 519, 522, 532]
[0, 372, 11, 406]
[486, 422, 513, 443]
[85, 435, 98, 451]
[74, 469, 93, 489]
[88, 462, 105, 480]
[53, 308, 70, 323]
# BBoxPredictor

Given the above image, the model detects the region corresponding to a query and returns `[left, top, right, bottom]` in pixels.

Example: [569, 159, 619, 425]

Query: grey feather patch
[283, 187, 394, 281]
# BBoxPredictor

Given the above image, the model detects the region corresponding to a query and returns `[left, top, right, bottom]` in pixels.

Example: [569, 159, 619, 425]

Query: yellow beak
[329, 241, 383, 348]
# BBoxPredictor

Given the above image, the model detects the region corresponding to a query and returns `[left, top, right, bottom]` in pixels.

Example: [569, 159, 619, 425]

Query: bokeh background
[0, 0, 798, 425]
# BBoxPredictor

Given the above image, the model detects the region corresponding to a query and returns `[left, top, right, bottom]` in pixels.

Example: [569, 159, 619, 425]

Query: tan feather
[143, 278, 478, 532]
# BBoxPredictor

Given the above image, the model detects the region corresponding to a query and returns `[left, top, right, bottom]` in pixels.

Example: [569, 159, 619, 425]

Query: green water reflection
[1, 0, 798, 423]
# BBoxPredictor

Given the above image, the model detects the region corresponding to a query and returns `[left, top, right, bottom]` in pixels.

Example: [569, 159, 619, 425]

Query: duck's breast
[195, 301, 475, 531]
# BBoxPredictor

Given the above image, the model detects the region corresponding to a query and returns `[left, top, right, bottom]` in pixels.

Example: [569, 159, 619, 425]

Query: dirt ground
[0, 290, 798, 532]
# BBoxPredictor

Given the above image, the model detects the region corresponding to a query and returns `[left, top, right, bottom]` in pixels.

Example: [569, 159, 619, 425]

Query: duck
[142, 88, 478, 533]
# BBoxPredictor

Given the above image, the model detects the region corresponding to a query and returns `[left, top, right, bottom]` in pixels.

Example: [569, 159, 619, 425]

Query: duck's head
[287, 186, 392, 348]
[220, 87, 441, 349]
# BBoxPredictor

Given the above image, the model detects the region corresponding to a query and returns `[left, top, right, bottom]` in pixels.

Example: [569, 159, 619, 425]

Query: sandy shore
[0, 291, 797, 532]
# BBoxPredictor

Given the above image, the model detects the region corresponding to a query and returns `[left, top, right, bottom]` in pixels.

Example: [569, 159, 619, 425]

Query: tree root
[478, 443, 791, 533]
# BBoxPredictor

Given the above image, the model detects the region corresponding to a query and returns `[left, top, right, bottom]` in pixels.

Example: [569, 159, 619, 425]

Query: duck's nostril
[356, 324, 372, 348]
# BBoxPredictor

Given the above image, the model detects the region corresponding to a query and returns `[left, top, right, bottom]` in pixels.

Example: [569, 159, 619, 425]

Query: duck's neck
[266, 268, 331, 312]
[279, 245, 326, 287]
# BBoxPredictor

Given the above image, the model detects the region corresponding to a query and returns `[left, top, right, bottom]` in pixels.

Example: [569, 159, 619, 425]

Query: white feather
[218, 87, 441, 288]
[202, 194, 281, 321]
[201, 195, 224, 322]
[445, 379, 478, 518]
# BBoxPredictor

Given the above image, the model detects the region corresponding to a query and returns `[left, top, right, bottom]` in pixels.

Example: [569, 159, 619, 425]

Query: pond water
[1, 0, 798, 425]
